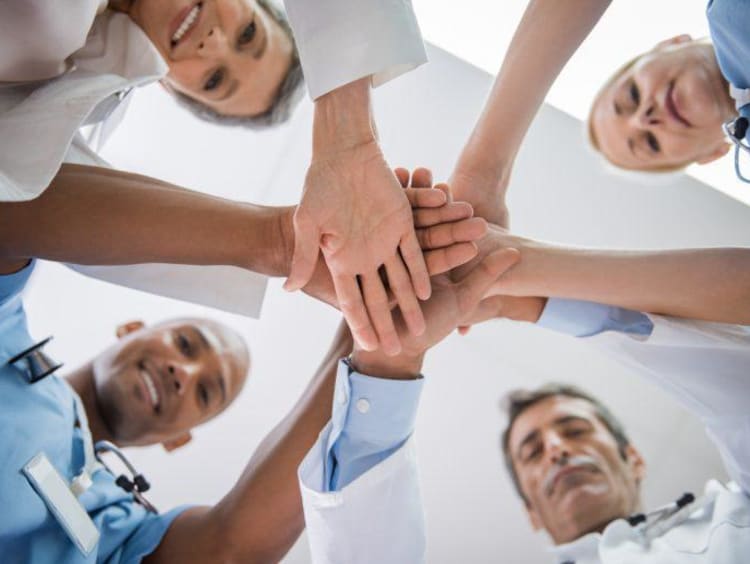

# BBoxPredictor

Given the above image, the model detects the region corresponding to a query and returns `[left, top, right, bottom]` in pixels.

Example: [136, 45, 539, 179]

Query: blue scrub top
[0, 261, 187, 563]
[707, 0, 750, 116]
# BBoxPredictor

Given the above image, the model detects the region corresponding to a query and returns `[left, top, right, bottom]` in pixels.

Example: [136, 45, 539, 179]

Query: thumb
[284, 211, 321, 292]
[455, 249, 520, 315]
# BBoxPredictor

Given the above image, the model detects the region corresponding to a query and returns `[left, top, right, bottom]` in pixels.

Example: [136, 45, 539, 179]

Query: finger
[399, 229, 432, 300]
[456, 249, 521, 315]
[413, 201, 473, 228]
[284, 212, 321, 292]
[334, 273, 379, 351]
[384, 255, 426, 337]
[360, 271, 401, 355]
[417, 217, 487, 250]
[435, 181, 453, 202]
[394, 168, 410, 188]
[405, 187, 447, 210]
[410, 168, 433, 188]
[424, 242, 478, 275]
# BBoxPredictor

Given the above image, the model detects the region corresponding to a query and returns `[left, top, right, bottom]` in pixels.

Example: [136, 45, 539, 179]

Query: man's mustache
[542, 454, 601, 497]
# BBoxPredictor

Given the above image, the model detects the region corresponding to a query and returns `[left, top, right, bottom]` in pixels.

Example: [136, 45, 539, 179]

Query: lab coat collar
[73, 11, 168, 82]
[548, 530, 602, 564]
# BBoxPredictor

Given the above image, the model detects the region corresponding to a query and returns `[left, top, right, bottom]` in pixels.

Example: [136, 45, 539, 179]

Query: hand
[285, 139, 429, 356]
[449, 163, 510, 228]
[457, 295, 547, 335]
[351, 247, 521, 378]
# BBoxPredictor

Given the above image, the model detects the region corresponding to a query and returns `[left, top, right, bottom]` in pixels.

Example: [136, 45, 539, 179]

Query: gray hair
[169, 0, 305, 129]
[500, 383, 631, 505]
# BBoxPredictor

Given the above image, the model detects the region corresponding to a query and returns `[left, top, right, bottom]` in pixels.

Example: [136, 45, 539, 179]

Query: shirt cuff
[324, 359, 423, 490]
[284, 0, 427, 99]
[538, 298, 653, 338]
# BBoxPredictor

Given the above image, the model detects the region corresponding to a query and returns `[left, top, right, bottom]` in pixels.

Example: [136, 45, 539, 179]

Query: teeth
[172, 4, 201, 45]
[141, 370, 159, 408]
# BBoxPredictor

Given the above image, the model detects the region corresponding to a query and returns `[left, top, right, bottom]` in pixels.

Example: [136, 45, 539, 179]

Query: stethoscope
[722, 116, 750, 183]
[95, 441, 159, 514]
[625, 490, 716, 542]
[8, 338, 159, 514]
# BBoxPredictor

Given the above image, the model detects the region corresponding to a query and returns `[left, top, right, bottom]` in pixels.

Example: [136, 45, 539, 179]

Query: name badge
[22, 452, 100, 556]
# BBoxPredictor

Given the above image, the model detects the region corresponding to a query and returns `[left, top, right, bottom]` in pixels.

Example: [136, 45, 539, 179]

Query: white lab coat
[283, 0, 428, 99]
[299, 315, 750, 563]
[0, 1, 267, 316]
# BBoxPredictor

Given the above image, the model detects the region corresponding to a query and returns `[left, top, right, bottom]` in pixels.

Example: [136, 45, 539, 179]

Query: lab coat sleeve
[299, 432, 426, 564]
[0, 0, 98, 81]
[585, 315, 750, 495]
[60, 133, 269, 317]
[283, 0, 428, 99]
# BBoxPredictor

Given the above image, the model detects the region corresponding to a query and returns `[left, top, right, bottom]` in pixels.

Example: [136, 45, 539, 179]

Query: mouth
[137, 360, 162, 414]
[547, 464, 597, 497]
[665, 81, 692, 128]
[170, 2, 203, 49]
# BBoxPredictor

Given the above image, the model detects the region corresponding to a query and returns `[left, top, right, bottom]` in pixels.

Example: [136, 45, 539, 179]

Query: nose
[167, 363, 193, 396]
[545, 432, 571, 465]
[634, 102, 662, 128]
[197, 26, 226, 56]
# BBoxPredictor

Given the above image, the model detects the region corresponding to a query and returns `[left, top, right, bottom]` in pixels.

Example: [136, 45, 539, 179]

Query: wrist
[234, 205, 295, 277]
[313, 78, 376, 159]
[349, 349, 424, 381]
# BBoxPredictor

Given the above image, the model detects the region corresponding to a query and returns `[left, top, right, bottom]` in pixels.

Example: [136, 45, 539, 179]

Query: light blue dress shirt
[707, 0, 750, 117]
[537, 298, 654, 338]
[325, 359, 424, 491]
[0, 261, 187, 563]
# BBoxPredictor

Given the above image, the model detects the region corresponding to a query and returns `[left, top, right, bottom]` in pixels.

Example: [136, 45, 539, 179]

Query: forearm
[0, 164, 290, 276]
[148, 324, 353, 564]
[313, 77, 376, 158]
[500, 238, 750, 324]
[456, 0, 611, 194]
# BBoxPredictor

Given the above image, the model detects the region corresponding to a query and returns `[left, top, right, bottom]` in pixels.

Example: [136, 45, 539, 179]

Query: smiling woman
[587, 36, 735, 172]
[125, 0, 305, 127]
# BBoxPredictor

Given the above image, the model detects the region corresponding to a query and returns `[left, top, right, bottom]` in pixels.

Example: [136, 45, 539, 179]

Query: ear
[654, 34, 693, 51]
[116, 320, 145, 339]
[624, 444, 647, 483]
[696, 142, 731, 165]
[162, 432, 192, 452]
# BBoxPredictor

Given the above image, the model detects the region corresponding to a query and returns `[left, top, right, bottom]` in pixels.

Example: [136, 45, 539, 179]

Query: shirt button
[356, 398, 370, 414]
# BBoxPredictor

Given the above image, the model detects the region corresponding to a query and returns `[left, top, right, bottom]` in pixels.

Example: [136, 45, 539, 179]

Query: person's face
[92, 318, 249, 449]
[129, 0, 294, 116]
[591, 37, 734, 171]
[508, 396, 645, 544]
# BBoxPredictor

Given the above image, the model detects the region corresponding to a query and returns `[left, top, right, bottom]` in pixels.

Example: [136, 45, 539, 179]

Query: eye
[524, 444, 543, 463]
[564, 428, 586, 438]
[204, 68, 224, 91]
[176, 333, 193, 356]
[198, 383, 210, 407]
[629, 81, 640, 106]
[238, 20, 256, 46]
[646, 132, 660, 153]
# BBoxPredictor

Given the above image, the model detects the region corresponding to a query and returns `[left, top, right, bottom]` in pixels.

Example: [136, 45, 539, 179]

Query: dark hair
[500, 383, 631, 504]
[169, 0, 305, 129]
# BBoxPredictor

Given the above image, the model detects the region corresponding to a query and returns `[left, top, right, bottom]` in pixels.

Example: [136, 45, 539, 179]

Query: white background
[20, 1, 750, 562]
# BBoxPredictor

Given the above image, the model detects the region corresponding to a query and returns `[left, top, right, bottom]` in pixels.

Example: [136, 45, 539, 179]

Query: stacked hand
[350, 172, 522, 376]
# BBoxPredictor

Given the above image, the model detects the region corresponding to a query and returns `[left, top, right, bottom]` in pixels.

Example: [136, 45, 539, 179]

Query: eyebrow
[194, 326, 229, 405]
[515, 415, 592, 459]
[253, 25, 268, 60]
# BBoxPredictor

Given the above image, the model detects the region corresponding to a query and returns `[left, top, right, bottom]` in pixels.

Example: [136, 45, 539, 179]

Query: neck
[66, 363, 116, 444]
[706, 44, 736, 120]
